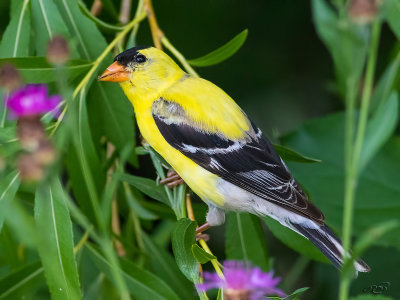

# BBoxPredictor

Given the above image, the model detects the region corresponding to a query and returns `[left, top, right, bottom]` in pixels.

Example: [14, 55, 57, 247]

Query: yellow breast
[120, 81, 225, 206]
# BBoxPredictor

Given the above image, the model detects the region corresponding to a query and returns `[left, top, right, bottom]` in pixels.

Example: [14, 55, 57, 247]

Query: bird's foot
[196, 233, 210, 242]
[160, 170, 185, 188]
[196, 222, 211, 235]
[196, 223, 211, 241]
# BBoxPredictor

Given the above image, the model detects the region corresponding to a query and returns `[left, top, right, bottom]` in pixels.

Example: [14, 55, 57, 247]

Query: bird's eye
[135, 54, 147, 63]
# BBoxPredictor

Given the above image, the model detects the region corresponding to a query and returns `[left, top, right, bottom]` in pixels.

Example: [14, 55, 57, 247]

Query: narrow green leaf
[142, 234, 194, 299]
[191, 244, 216, 264]
[268, 286, 309, 300]
[55, 0, 136, 154]
[385, 0, 400, 39]
[0, 0, 31, 58]
[289, 287, 309, 298]
[349, 295, 394, 300]
[88, 83, 136, 154]
[263, 217, 328, 263]
[171, 218, 199, 283]
[226, 213, 269, 270]
[0, 262, 44, 299]
[0, 57, 92, 83]
[115, 173, 169, 205]
[274, 144, 321, 163]
[0, 172, 20, 232]
[85, 244, 181, 300]
[216, 289, 223, 300]
[370, 52, 400, 112]
[31, 0, 76, 56]
[77, 1, 125, 32]
[66, 89, 104, 226]
[1, 200, 36, 248]
[34, 178, 82, 300]
[359, 92, 399, 171]
[188, 29, 248, 67]
[124, 184, 158, 220]
[312, 0, 369, 91]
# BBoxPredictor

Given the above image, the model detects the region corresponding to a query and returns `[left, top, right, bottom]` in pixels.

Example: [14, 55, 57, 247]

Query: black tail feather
[291, 223, 370, 272]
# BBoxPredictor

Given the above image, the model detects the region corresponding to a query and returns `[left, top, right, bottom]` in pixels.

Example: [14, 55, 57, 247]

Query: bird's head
[99, 46, 185, 93]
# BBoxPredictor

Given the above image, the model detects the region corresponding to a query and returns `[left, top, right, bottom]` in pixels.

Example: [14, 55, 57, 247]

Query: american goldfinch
[99, 46, 370, 272]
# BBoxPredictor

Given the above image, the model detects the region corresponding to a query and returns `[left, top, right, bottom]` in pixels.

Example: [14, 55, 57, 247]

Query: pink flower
[197, 261, 286, 300]
[6, 84, 61, 118]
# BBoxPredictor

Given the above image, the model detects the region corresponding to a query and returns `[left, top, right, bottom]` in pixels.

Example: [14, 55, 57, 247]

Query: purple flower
[6, 84, 61, 118]
[197, 261, 285, 300]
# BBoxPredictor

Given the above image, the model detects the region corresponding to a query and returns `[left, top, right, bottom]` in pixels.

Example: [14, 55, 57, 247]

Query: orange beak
[98, 61, 130, 82]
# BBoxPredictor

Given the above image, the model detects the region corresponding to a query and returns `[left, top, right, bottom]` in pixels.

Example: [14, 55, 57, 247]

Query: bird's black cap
[114, 46, 149, 66]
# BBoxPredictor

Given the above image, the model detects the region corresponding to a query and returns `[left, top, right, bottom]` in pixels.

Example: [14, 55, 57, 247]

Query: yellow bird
[99, 46, 370, 273]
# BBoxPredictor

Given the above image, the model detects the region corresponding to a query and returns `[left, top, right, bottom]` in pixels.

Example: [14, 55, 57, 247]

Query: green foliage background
[0, 0, 399, 300]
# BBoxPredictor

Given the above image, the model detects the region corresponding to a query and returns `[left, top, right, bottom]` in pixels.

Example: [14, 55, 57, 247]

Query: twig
[185, 192, 225, 280]
[49, 11, 147, 137]
[161, 36, 199, 77]
[144, 0, 163, 49]
[90, 0, 102, 16]
[119, 0, 132, 25]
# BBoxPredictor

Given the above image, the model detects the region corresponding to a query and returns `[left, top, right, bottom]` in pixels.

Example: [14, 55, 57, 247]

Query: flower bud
[0, 63, 21, 91]
[33, 140, 56, 165]
[18, 153, 44, 182]
[348, 0, 378, 24]
[47, 35, 70, 65]
[16, 116, 46, 151]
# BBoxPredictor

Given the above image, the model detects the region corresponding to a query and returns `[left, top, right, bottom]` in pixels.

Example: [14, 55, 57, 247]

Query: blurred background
[0, 0, 399, 299]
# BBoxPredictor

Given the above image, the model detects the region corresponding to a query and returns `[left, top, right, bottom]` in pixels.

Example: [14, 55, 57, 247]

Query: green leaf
[66, 89, 104, 227]
[188, 29, 248, 67]
[171, 218, 199, 283]
[359, 92, 399, 171]
[55, 0, 136, 154]
[274, 144, 321, 163]
[0, 0, 31, 58]
[0, 57, 91, 83]
[352, 220, 400, 261]
[269, 287, 309, 300]
[349, 295, 394, 300]
[34, 178, 82, 300]
[385, 0, 400, 40]
[0, 262, 44, 299]
[115, 173, 169, 205]
[88, 83, 136, 154]
[226, 213, 270, 270]
[1, 200, 36, 248]
[142, 234, 194, 299]
[30, 0, 77, 56]
[77, 1, 125, 32]
[191, 244, 216, 264]
[282, 112, 400, 249]
[312, 0, 369, 91]
[124, 184, 158, 220]
[263, 217, 328, 263]
[370, 52, 400, 112]
[0, 172, 20, 232]
[85, 244, 181, 300]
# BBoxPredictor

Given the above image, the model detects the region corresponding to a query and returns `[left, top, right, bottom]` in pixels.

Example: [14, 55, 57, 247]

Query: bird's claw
[160, 170, 185, 188]
[196, 233, 210, 242]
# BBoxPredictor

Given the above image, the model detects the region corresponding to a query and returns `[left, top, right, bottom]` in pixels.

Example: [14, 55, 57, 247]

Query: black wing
[153, 99, 324, 224]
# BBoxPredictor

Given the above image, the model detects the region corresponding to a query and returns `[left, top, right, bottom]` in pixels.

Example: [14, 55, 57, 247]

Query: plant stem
[161, 36, 199, 77]
[185, 192, 224, 280]
[128, 0, 145, 45]
[144, 0, 163, 49]
[339, 19, 381, 300]
[49, 11, 147, 137]
[198, 239, 225, 279]
[282, 256, 310, 292]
